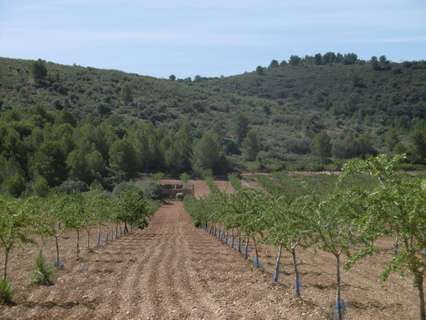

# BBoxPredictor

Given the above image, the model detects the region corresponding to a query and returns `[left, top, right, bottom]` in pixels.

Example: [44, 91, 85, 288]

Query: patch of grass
[0, 278, 13, 304]
[32, 251, 54, 286]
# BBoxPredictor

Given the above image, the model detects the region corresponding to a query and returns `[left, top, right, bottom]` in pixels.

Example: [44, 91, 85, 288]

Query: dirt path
[0, 201, 316, 320]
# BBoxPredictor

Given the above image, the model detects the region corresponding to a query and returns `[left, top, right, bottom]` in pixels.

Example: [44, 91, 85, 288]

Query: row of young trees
[0, 185, 156, 304]
[185, 155, 426, 320]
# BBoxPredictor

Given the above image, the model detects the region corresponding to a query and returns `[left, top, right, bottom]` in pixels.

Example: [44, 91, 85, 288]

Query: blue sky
[1, 0, 425, 78]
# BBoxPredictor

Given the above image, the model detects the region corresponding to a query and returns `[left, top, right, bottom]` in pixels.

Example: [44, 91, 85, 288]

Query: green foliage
[1, 56, 426, 179]
[192, 131, 227, 175]
[180, 173, 190, 184]
[115, 187, 150, 228]
[242, 130, 260, 161]
[194, 55, 425, 166]
[31, 250, 54, 285]
[341, 154, 426, 319]
[30, 59, 47, 83]
[31, 176, 49, 197]
[186, 155, 424, 316]
[109, 139, 138, 180]
[411, 126, 426, 163]
[232, 113, 249, 146]
[311, 131, 332, 161]
[384, 128, 400, 153]
[332, 131, 377, 159]
[0, 197, 34, 280]
[0, 278, 13, 304]
[3, 174, 26, 197]
[120, 84, 132, 104]
[269, 60, 279, 69]
[32, 141, 68, 187]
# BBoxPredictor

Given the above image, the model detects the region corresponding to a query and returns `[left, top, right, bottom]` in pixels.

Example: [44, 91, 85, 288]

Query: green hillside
[0, 55, 425, 197]
[194, 56, 426, 130]
[0, 57, 286, 134]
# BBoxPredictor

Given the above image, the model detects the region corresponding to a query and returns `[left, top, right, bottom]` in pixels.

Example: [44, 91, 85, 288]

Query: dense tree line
[0, 107, 267, 195]
[1, 104, 424, 197]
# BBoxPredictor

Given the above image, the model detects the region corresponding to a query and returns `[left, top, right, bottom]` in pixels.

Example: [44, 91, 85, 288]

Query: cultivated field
[0, 179, 421, 319]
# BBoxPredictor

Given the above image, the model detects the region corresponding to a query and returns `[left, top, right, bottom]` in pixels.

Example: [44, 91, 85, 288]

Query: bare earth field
[0, 180, 421, 320]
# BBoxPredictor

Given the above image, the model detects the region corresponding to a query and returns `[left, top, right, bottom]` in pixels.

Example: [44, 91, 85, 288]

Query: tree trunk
[238, 232, 242, 253]
[87, 229, 90, 249]
[394, 234, 400, 255]
[252, 236, 260, 268]
[292, 247, 300, 297]
[244, 236, 250, 260]
[273, 243, 283, 283]
[3, 248, 9, 281]
[96, 225, 101, 247]
[76, 229, 80, 259]
[55, 234, 60, 268]
[415, 273, 425, 320]
[124, 221, 128, 234]
[231, 229, 235, 249]
[335, 254, 343, 320]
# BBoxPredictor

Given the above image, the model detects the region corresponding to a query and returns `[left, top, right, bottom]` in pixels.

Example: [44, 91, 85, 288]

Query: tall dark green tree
[411, 127, 426, 163]
[312, 131, 332, 162]
[109, 139, 138, 180]
[323, 52, 336, 64]
[289, 55, 302, 65]
[256, 66, 265, 75]
[384, 128, 400, 153]
[32, 141, 67, 187]
[314, 53, 323, 65]
[31, 59, 48, 83]
[192, 131, 225, 175]
[233, 113, 249, 146]
[242, 130, 260, 161]
[120, 84, 132, 104]
[269, 60, 279, 69]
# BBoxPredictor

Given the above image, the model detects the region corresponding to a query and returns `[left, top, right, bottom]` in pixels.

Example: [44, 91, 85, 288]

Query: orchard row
[185, 155, 426, 320]
[0, 185, 157, 304]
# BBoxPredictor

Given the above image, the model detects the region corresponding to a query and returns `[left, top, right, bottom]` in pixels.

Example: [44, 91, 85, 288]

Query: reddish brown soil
[0, 202, 315, 320]
[0, 180, 421, 319]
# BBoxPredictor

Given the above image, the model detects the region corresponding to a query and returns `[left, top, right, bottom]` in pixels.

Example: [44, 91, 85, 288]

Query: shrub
[31, 251, 54, 286]
[56, 179, 88, 193]
[0, 279, 13, 304]
[3, 174, 26, 197]
[180, 173, 190, 184]
[32, 176, 49, 197]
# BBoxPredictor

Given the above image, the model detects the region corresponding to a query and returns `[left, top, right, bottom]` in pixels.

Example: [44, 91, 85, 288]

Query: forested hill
[0, 57, 281, 136]
[192, 55, 426, 131]
[0, 55, 425, 187]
